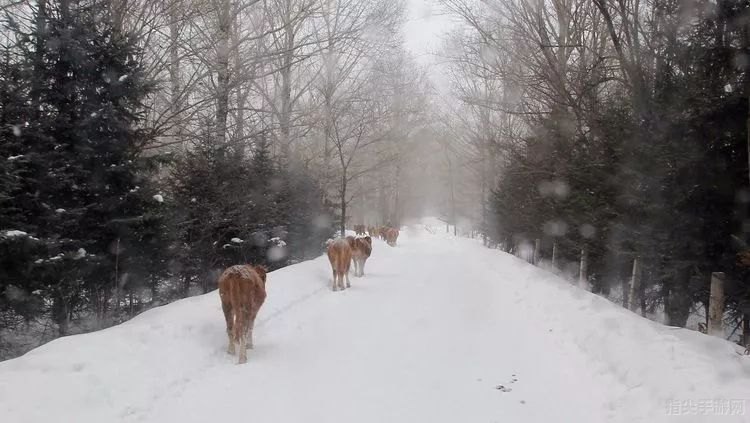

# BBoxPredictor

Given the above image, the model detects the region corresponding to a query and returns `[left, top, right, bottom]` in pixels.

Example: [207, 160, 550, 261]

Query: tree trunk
[708, 272, 726, 336]
[168, 0, 183, 148]
[232, 12, 248, 156]
[340, 171, 347, 237]
[747, 95, 750, 187]
[448, 156, 457, 236]
[52, 292, 69, 336]
[181, 274, 191, 298]
[150, 275, 159, 305]
[665, 266, 692, 327]
[214, 0, 231, 154]
[627, 258, 641, 312]
[278, 21, 294, 161]
[392, 163, 402, 227]
[551, 242, 558, 267]
[578, 247, 588, 289]
[32, 0, 47, 115]
[113, 237, 120, 315]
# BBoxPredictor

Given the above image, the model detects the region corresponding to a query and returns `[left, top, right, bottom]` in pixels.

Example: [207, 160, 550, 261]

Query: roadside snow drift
[2, 221, 750, 423]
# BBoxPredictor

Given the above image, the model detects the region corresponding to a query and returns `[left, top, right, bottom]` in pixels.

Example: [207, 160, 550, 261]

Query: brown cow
[218, 264, 268, 364]
[378, 226, 389, 240]
[385, 227, 399, 246]
[354, 224, 366, 235]
[327, 238, 352, 291]
[347, 235, 372, 277]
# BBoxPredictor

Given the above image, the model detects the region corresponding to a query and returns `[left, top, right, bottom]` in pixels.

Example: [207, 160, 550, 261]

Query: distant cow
[367, 225, 378, 237]
[347, 235, 372, 277]
[378, 226, 389, 240]
[327, 238, 352, 291]
[218, 264, 268, 364]
[354, 224, 366, 235]
[385, 227, 399, 246]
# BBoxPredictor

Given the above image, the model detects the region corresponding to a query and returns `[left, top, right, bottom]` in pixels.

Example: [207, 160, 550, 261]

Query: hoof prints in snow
[495, 374, 519, 392]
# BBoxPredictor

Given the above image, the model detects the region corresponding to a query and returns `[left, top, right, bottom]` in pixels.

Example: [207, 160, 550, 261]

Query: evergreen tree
[0, 0, 167, 334]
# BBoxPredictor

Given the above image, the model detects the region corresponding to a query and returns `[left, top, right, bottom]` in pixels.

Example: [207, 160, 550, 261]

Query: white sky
[402, 0, 450, 65]
[402, 0, 458, 94]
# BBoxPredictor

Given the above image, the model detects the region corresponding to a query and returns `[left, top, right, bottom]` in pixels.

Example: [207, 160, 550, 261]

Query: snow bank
[468, 239, 750, 422]
[1, 223, 749, 423]
[0, 255, 333, 423]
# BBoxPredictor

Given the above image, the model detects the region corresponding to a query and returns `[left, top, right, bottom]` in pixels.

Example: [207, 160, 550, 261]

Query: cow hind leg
[249, 327, 256, 349]
[247, 308, 260, 350]
[221, 300, 235, 355]
[237, 310, 249, 364]
[238, 333, 247, 364]
[332, 269, 338, 291]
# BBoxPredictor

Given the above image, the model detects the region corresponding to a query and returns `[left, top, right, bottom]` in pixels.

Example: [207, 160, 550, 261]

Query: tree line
[441, 0, 750, 337]
[0, 0, 428, 360]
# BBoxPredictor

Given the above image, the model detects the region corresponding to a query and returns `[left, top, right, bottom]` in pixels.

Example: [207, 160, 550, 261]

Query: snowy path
[2, 223, 750, 422]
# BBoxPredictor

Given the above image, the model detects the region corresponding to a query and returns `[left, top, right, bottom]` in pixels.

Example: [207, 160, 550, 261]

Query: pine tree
[0, 0, 166, 334]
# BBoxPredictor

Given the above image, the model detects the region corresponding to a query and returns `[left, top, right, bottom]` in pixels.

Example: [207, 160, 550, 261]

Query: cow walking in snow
[218, 264, 268, 364]
[327, 238, 352, 291]
[347, 235, 372, 277]
[385, 227, 399, 246]
[353, 224, 366, 235]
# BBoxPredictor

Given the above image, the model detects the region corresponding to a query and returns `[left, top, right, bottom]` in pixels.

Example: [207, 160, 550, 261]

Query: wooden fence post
[579, 248, 588, 289]
[533, 239, 541, 265]
[708, 272, 726, 337]
[628, 258, 640, 312]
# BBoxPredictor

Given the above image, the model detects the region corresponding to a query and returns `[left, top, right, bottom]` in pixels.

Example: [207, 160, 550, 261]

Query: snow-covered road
[2, 222, 750, 422]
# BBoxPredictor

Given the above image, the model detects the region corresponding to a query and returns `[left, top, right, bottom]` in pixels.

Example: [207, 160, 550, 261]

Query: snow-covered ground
[2, 220, 750, 422]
